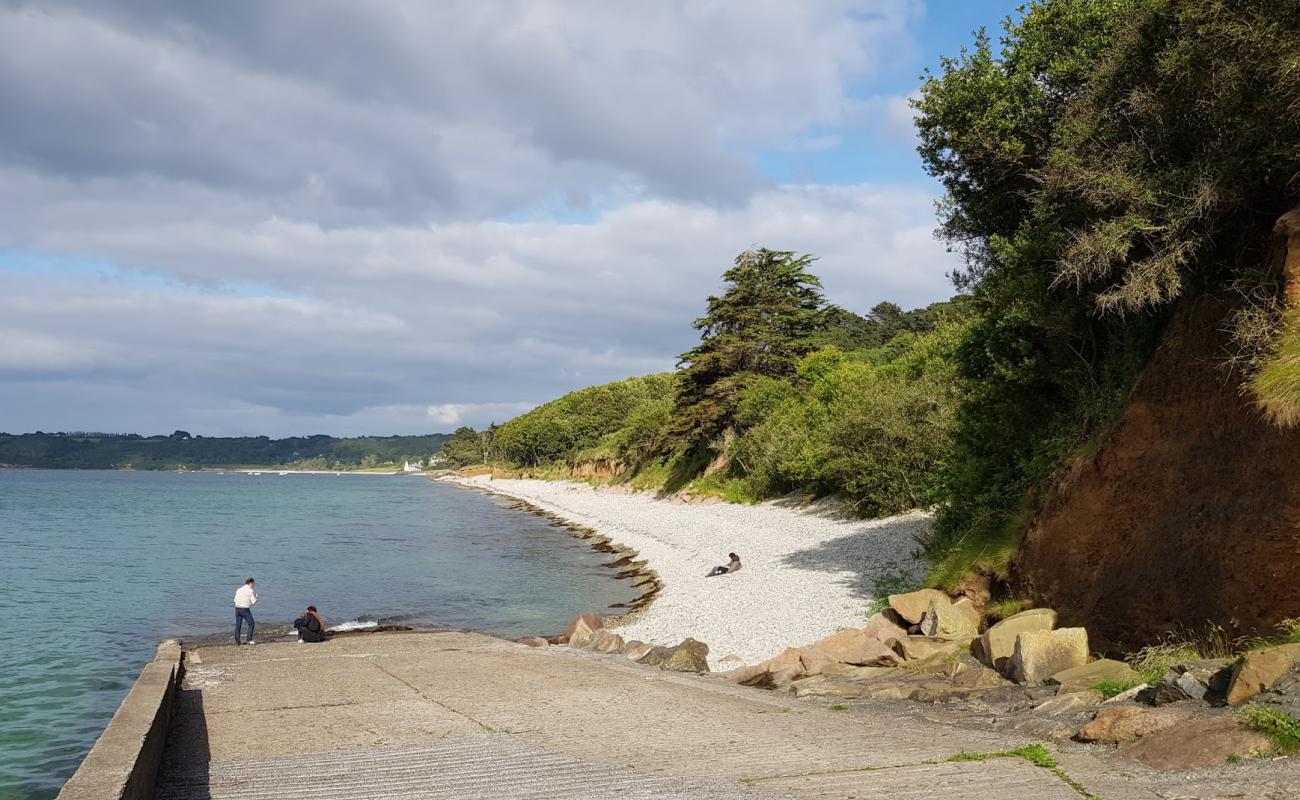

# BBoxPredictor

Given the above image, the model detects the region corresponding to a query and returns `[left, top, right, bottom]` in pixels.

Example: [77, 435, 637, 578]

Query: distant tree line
[0, 432, 450, 470]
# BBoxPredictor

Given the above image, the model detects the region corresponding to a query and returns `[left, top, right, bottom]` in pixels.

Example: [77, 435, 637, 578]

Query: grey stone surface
[142, 631, 1257, 800]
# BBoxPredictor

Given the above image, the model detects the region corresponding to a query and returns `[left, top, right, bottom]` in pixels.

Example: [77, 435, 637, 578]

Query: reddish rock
[863, 612, 909, 645]
[1076, 705, 1197, 744]
[1117, 716, 1272, 769]
[888, 589, 951, 625]
[564, 613, 604, 639]
[515, 637, 549, 648]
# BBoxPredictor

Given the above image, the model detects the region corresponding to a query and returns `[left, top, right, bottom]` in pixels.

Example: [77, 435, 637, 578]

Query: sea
[0, 469, 638, 800]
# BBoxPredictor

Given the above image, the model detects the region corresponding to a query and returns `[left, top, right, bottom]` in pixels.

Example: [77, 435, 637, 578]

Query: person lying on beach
[706, 552, 741, 577]
[293, 605, 328, 643]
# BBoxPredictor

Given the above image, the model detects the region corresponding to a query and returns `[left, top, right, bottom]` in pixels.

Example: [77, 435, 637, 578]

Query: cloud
[0, 1, 918, 222]
[0, 181, 956, 435]
[0, 1, 959, 437]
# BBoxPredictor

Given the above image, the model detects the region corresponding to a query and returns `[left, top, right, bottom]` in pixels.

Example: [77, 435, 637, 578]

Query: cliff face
[1015, 293, 1300, 651]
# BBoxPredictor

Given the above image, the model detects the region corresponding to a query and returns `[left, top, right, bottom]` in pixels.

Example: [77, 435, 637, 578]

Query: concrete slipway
[127, 631, 1175, 800]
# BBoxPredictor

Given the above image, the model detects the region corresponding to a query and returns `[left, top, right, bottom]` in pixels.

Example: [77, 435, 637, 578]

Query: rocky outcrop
[1152, 659, 1233, 705]
[1015, 293, 1300, 649]
[1226, 643, 1300, 705]
[920, 597, 979, 638]
[1117, 716, 1272, 770]
[564, 614, 604, 649]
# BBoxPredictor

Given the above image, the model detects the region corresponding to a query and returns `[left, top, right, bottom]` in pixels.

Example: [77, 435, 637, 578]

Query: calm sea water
[0, 470, 637, 799]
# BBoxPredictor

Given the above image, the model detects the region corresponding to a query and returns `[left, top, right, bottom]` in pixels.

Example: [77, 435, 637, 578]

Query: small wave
[328, 619, 379, 632]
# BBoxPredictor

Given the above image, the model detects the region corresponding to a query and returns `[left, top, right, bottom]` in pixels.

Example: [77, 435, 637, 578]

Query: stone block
[888, 589, 951, 625]
[1011, 627, 1088, 685]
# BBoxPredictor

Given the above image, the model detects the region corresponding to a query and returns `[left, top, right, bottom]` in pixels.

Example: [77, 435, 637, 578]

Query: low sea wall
[56, 639, 185, 800]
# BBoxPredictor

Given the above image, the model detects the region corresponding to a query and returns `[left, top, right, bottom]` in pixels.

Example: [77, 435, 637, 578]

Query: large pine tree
[672, 248, 826, 446]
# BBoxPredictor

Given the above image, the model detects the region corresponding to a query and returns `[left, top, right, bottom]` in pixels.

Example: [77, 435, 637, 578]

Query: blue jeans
[235, 607, 255, 644]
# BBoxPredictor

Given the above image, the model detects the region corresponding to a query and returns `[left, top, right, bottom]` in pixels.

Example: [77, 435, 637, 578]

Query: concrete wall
[57, 639, 185, 800]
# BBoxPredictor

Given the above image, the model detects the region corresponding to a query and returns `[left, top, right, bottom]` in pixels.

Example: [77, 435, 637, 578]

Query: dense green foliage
[453, 255, 969, 515]
[673, 249, 827, 446]
[490, 374, 676, 467]
[912, 0, 1300, 584]
[0, 431, 448, 470]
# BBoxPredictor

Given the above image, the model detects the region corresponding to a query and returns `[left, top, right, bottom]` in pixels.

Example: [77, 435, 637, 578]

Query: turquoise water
[0, 470, 637, 799]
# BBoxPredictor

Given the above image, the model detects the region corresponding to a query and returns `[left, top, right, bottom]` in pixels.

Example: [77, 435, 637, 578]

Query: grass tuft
[1092, 677, 1144, 699]
[948, 744, 1057, 768]
[1243, 705, 1300, 755]
[1250, 309, 1300, 428]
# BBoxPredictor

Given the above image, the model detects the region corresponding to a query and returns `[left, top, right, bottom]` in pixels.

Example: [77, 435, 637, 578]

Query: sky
[0, 0, 1016, 437]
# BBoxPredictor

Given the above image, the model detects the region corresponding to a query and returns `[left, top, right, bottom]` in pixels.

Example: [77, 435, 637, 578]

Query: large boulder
[804, 628, 902, 667]
[891, 636, 973, 662]
[920, 597, 980, 638]
[1117, 716, 1272, 769]
[1011, 628, 1089, 685]
[1226, 643, 1300, 705]
[1076, 705, 1198, 744]
[592, 632, 625, 653]
[863, 612, 909, 645]
[623, 642, 654, 661]
[888, 589, 951, 625]
[978, 608, 1057, 675]
[1153, 659, 1233, 705]
[564, 613, 604, 649]
[639, 637, 710, 673]
[1047, 659, 1140, 694]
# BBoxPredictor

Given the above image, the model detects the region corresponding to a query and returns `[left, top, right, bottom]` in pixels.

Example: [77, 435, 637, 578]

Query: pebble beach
[440, 474, 932, 668]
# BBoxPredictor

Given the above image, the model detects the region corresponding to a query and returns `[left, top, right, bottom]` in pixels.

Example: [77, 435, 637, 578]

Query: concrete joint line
[372, 662, 497, 733]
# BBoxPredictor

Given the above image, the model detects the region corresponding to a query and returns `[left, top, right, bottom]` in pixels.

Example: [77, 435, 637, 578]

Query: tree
[672, 248, 826, 446]
[437, 427, 484, 468]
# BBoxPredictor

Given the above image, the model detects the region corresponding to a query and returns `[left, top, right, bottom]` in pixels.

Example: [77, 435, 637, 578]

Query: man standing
[234, 577, 259, 645]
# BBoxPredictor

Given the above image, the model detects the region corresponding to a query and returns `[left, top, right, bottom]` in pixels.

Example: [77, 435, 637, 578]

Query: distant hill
[0, 431, 451, 470]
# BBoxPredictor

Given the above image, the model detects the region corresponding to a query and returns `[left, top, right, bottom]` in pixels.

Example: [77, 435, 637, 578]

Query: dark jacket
[295, 614, 326, 643]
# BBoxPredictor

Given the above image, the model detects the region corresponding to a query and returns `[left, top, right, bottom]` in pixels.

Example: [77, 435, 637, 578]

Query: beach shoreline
[437, 473, 932, 668]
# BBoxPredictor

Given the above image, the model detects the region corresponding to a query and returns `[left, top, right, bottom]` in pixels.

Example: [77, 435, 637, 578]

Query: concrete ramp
[152, 632, 1144, 800]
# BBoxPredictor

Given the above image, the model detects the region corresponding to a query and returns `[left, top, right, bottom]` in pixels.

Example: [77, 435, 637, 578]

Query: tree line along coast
[441, 0, 1300, 652]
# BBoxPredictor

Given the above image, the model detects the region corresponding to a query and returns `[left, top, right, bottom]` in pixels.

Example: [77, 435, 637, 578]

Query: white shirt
[234, 585, 258, 608]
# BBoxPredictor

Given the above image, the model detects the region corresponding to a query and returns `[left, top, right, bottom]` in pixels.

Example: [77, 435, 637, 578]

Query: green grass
[1092, 677, 1145, 699]
[1243, 705, 1300, 755]
[947, 744, 1057, 768]
[830, 704, 848, 712]
[1276, 618, 1300, 644]
[1250, 310, 1300, 428]
[865, 570, 917, 617]
[926, 515, 1024, 591]
[984, 598, 1027, 622]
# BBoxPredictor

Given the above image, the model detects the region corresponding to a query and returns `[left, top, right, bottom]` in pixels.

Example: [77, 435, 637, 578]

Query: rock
[623, 642, 655, 661]
[568, 628, 600, 649]
[804, 628, 902, 667]
[639, 637, 710, 673]
[863, 612, 909, 645]
[563, 612, 603, 639]
[952, 597, 983, 630]
[1226, 643, 1300, 705]
[920, 597, 980, 638]
[891, 636, 973, 662]
[1117, 716, 1272, 769]
[1047, 659, 1140, 694]
[1152, 659, 1233, 705]
[619, 639, 645, 654]
[815, 664, 897, 681]
[592, 632, 625, 653]
[790, 674, 874, 699]
[1033, 690, 1103, 716]
[1103, 683, 1150, 704]
[1076, 705, 1198, 744]
[515, 637, 548, 648]
[978, 608, 1058, 675]
[1011, 628, 1089, 685]
[889, 589, 951, 625]
[1254, 665, 1300, 718]
[547, 635, 570, 646]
